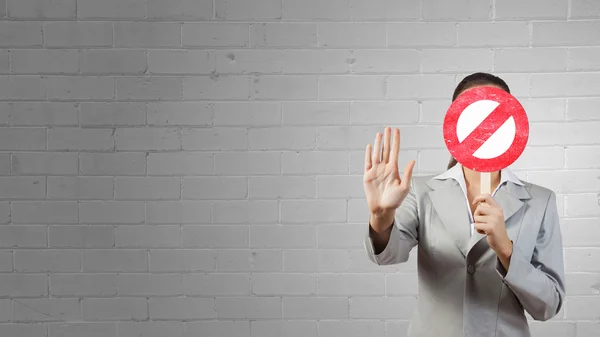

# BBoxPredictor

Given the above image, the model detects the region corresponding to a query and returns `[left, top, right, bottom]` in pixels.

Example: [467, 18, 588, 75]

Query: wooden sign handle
[480, 172, 491, 195]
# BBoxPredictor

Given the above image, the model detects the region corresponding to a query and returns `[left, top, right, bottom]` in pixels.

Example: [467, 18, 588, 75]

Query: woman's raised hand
[363, 127, 416, 216]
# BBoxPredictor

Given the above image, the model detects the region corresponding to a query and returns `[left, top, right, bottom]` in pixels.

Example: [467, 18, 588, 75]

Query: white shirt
[432, 163, 525, 236]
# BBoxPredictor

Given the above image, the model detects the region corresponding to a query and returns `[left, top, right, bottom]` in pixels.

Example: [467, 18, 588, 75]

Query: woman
[363, 73, 565, 337]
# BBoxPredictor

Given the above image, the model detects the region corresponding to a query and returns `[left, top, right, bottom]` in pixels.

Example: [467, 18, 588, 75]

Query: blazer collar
[424, 164, 531, 258]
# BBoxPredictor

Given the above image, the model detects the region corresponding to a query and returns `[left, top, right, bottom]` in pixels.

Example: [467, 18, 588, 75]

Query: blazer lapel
[466, 181, 532, 255]
[426, 178, 471, 258]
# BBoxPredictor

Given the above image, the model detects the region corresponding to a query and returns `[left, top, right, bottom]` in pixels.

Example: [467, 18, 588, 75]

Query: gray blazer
[364, 175, 566, 337]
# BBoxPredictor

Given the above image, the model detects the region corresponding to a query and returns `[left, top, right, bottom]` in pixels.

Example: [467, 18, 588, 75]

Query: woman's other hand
[472, 194, 513, 267]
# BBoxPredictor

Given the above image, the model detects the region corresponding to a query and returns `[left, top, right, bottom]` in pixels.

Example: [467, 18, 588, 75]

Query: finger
[472, 194, 498, 207]
[364, 144, 372, 172]
[382, 127, 391, 163]
[372, 132, 382, 164]
[474, 203, 492, 216]
[474, 221, 492, 234]
[474, 215, 492, 223]
[400, 160, 416, 190]
[389, 128, 400, 164]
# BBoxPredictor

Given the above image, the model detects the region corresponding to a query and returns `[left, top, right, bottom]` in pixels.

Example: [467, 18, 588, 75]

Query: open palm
[363, 127, 415, 215]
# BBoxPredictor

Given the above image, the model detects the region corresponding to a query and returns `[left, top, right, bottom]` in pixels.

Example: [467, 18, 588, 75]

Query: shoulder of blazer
[519, 180, 556, 205]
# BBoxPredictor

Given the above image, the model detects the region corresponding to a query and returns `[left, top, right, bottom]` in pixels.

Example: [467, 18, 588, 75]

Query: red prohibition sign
[443, 86, 529, 173]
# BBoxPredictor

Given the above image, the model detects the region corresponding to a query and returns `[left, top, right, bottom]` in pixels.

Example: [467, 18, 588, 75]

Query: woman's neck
[462, 166, 501, 191]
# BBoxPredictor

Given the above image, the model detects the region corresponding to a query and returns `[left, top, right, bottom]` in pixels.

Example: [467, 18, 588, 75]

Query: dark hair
[447, 72, 511, 169]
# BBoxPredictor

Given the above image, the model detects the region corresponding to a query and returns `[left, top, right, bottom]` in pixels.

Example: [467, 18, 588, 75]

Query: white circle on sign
[456, 100, 516, 160]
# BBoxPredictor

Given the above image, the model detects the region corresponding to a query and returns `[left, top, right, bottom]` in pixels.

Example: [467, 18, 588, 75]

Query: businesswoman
[363, 73, 565, 337]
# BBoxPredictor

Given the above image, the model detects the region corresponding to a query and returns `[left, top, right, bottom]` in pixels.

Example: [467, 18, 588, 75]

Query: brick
[213, 200, 278, 223]
[115, 225, 181, 248]
[183, 273, 250, 296]
[148, 50, 212, 75]
[252, 321, 316, 337]
[11, 49, 78, 74]
[318, 223, 369, 248]
[282, 0, 350, 20]
[182, 177, 247, 200]
[281, 151, 348, 174]
[216, 0, 280, 19]
[251, 23, 316, 47]
[217, 297, 280, 319]
[14, 250, 80, 272]
[83, 249, 147, 272]
[252, 273, 316, 295]
[387, 272, 419, 295]
[80, 153, 146, 176]
[147, 0, 212, 19]
[0, 76, 46, 100]
[187, 322, 249, 337]
[47, 76, 114, 100]
[117, 273, 182, 296]
[319, 321, 384, 337]
[0, 325, 46, 336]
[317, 175, 363, 198]
[527, 170, 600, 194]
[118, 322, 182, 337]
[80, 201, 145, 224]
[422, 49, 493, 73]
[317, 125, 441, 150]
[148, 102, 212, 126]
[281, 200, 346, 223]
[388, 74, 456, 100]
[351, 49, 419, 74]
[570, 0, 600, 18]
[283, 297, 347, 319]
[458, 22, 530, 47]
[566, 146, 600, 168]
[45, 22, 112, 47]
[565, 297, 600, 319]
[215, 152, 280, 175]
[496, 0, 566, 18]
[215, 50, 282, 74]
[561, 218, 600, 248]
[181, 127, 247, 150]
[350, 0, 420, 19]
[283, 249, 350, 272]
[318, 23, 386, 47]
[0, 202, 9, 224]
[80, 102, 146, 126]
[249, 127, 315, 150]
[147, 153, 213, 176]
[0, 251, 13, 272]
[319, 75, 386, 100]
[0, 176, 45, 199]
[249, 225, 316, 248]
[0, 225, 46, 248]
[565, 194, 600, 217]
[0, 274, 47, 296]
[184, 76, 250, 100]
[0, 299, 10, 321]
[568, 47, 600, 71]
[146, 201, 211, 223]
[12, 201, 77, 223]
[350, 102, 419, 125]
[529, 321, 575, 337]
[350, 297, 416, 319]
[115, 177, 180, 200]
[249, 176, 316, 199]
[518, 98, 566, 122]
[11, 0, 81, 19]
[150, 297, 213, 320]
[532, 73, 600, 97]
[534, 21, 600, 46]
[0, 22, 43, 47]
[116, 77, 182, 100]
[77, 0, 144, 18]
[14, 299, 80, 322]
[80, 50, 147, 75]
[214, 102, 280, 126]
[83, 298, 147, 321]
[318, 274, 384, 296]
[283, 102, 348, 126]
[115, 128, 180, 151]
[12, 152, 77, 175]
[49, 128, 114, 151]
[0, 0, 5, 17]
[0, 50, 7, 74]
[6, 102, 78, 126]
[49, 225, 114, 248]
[184, 23, 250, 47]
[282, 50, 350, 74]
[115, 22, 181, 47]
[183, 225, 248, 248]
[565, 272, 600, 295]
[149, 249, 215, 272]
[423, 0, 490, 19]
[48, 322, 117, 337]
[388, 23, 456, 47]
[216, 249, 282, 272]
[0, 154, 8, 175]
[252, 75, 317, 100]
[510, 146, 565, 170]
[529, 122, 600, 146]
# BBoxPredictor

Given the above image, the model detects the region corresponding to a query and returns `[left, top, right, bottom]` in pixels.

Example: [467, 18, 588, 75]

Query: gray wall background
[0, 0, 599, 336]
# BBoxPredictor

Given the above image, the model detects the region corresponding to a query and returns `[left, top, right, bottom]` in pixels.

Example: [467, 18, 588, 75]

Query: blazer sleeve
[495, 190, 566, 321]
[364, 178, 419, 266]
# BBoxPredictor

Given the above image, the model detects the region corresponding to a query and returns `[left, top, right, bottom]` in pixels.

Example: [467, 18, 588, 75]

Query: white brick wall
[0, 0, 598, 336]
